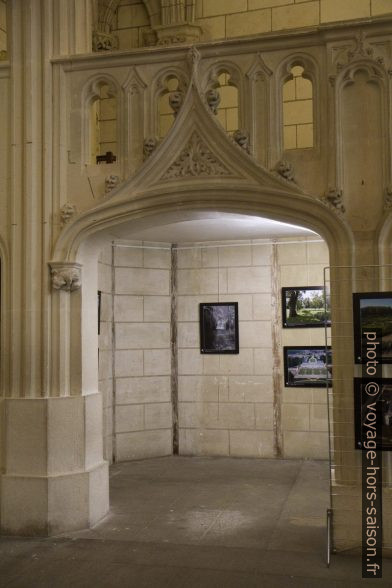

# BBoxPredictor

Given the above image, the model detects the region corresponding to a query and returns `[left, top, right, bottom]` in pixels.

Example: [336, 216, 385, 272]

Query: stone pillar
[53, 0, 93, 55]
[0, 0, 108, 537]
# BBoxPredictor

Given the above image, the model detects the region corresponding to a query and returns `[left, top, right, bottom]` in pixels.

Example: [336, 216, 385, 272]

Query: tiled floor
[1, 456, 391, 587]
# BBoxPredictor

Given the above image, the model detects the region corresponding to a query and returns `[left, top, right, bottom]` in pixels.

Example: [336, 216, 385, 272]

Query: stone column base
[1, 462, 108, 536]
[0, 394, 109, 536]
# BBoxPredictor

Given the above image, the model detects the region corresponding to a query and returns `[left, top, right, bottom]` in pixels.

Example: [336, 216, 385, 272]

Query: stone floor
[1, 456, 392, 587]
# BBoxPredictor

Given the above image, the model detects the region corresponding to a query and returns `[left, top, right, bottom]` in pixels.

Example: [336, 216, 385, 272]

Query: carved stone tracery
[162, 132, 232, 179]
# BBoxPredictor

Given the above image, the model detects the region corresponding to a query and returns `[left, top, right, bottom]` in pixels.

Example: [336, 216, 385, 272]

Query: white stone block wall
[98, 245, 114, 463]
[177, 242, 276, 458]
[98, 238, 330, 462]
[113, 242, 173, 461]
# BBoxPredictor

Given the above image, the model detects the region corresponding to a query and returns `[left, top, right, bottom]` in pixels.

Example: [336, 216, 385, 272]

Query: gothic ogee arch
[47, 72, 357, 548]
[52, 74, 353, 264]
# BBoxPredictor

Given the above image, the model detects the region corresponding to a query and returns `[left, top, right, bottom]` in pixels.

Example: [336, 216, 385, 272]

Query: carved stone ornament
[206, 89, 221, 115]
[233, 130, 250, 154]
[92, 31, 118, 52]
[169, 91, 184, 116]
[275, 160, 295, 182]
[187, 46, 201, 74]
[155, 24, 202, 46]
[143, 138, 158, 160]
[105, 174, 120, 194]
[332, 31, 385, 77]
[322, 188, 345, 214]
[162, 132, 232, 179]
[60, 203, 77, 225]
[49, 262, 82, 292]
[384, 186, 392, 210]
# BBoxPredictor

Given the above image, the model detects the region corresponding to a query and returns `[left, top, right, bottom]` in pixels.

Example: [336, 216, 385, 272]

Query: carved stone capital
[49, 262, 82, 292]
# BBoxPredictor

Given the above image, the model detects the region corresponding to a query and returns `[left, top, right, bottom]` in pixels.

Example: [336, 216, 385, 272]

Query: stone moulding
[49, 262, 82, 292]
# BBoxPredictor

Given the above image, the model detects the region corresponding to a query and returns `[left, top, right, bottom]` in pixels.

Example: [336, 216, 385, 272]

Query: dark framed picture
[200, 302, 239, 354]
[354, 378, 392, 450]
[353, 292, 392, 364]
[284, 346, 332, 387]
[282, 286, 330, 328]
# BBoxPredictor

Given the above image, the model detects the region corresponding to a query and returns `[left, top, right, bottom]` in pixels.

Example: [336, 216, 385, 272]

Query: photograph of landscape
[353, 292, 392, 363]
[282, 286, 330, 328]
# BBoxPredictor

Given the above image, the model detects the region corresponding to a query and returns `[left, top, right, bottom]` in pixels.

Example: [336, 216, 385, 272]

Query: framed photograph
[282, 286, 330, 328]
[284, 346, 332, 387]
[200, 302, 239, 354]
[354, 378, 392, 450]
[353, 292, 392, 364]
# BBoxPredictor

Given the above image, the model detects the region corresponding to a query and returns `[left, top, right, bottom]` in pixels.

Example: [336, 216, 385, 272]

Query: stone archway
[1, 73, 357, 542]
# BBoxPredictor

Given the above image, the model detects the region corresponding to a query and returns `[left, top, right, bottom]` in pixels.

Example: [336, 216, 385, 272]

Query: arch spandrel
[52, 75, 353, 264]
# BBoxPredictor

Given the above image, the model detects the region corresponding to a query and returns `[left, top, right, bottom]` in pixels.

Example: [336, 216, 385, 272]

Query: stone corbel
[49, 262, 82, 292]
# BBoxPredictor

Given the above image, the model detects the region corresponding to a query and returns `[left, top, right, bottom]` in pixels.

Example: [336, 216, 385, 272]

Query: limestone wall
[112, 242, 173, 461]
[98, 237, 331, 462]
[113, 0, 392, 49]
[177, 239, 330, 459]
